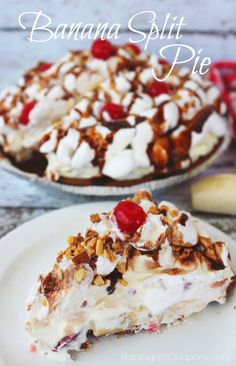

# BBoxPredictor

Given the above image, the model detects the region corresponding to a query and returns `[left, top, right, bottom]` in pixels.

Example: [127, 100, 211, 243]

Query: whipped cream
[190, 112, 227, 161]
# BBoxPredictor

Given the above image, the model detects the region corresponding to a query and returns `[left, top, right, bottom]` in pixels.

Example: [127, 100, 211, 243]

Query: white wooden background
[0, 0, 236, 239]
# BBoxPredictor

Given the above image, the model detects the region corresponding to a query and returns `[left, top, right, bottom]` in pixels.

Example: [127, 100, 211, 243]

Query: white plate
[0, 202, 235, 366]
[0, 132, 231, 196]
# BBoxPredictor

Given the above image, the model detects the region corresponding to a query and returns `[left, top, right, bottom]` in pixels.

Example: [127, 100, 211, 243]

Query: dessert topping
[38, 63, 53, 72]
[75, 268, 85, 283]
[123, 43, 141, 55]
[91, 39, 114, 60]
[101, 102, 126, 120]
[19, 100, 37, 125]
[113, 200, 146, 234]
[147, 80, 170, 97]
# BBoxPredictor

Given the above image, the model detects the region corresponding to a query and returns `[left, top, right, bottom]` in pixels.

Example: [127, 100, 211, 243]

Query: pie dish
[0, 40, 229, 189]
[26, 191, 235, 361]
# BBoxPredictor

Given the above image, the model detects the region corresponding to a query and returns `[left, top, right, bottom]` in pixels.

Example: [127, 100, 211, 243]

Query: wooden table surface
[0, 0, 236, 240]
[0, 143, 235, 240]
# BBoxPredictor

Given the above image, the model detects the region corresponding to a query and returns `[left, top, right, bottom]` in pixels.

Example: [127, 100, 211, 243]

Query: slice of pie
[26, 191, 235, 361]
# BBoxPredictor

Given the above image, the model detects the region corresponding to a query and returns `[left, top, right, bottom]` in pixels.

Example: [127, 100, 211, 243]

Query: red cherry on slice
[91, 39, 114, 60]
[158, 59, 169, 66]
[147, 80, 170, 97]
[124, 43, 141, 55]
[38, 63, 53, 72]
[114, 200, 146, 234]
[19, 100, 37, 125]
[101, 103, 126, 120]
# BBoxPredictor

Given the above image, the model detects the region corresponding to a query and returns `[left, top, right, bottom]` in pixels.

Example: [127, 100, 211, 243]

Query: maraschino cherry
[91, 39, 114, 60]
[114, 200, 146, 234]
[147, 80, 170, 97]
[101, 103, 126, 120]
[158, 59, 169, 66]
[19, 100, 37, 125]
[38, 63, 53, 72]
[123, 43, 141, 55]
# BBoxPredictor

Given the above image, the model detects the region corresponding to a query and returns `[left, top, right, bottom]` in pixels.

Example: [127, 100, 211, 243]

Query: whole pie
[0, 40, 228, 187]
[26, 191, 235, 361]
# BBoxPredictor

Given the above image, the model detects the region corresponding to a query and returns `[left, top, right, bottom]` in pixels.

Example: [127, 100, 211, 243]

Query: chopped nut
[118, 278, 128, 287]
[56, 269, 63, 281]
[42, 273, 55, 294]
[65, 248, 72, 260]
[86, 229, 98, 238]
[52, 120, 61, 128]
[86, 237, 97, 247]
[41, 298, 47, 307]
[170, 209, 179, 218]
[75, 233, 84, 243]
[68, 236, 75, 245]
[148, 206, 159, 214]
[103, 249, 110, 260]
[107, 248, 116, 262]
[162, 216, 170, 224]
[87, 245, 95, 255]
[103, 230, 110, 238]
[53, 263, 59, 271]
[112, 242, 123, 251]
[94, 275, 105, 286]
[161, 204, 169, 211]
[90, 213, 101, 224]
[72, 250, 90, 264]
[96, 238, 104, 256]
[117, 261, 126, 274]
[134, 191, 152, 202]
[57, 250, 64, 260]
[75, 268, 85, 283]
[73, 243, 84, 255]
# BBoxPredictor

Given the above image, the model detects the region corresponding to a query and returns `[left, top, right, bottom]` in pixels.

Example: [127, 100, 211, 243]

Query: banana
[191, 174, 236, 215]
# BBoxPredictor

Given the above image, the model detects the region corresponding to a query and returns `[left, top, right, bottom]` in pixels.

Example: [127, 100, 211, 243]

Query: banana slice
[191, 174, 236, 215]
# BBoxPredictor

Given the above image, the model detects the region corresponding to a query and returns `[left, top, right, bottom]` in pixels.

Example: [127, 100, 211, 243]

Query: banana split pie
[26, 191, 235, 361]
[0, 40, 228, 187]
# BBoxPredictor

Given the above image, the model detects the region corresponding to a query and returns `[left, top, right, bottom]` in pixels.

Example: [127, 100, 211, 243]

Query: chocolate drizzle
[57, 138, 223, 187]
[179, 213, 189, 226]
[105, 269, 123, 295]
